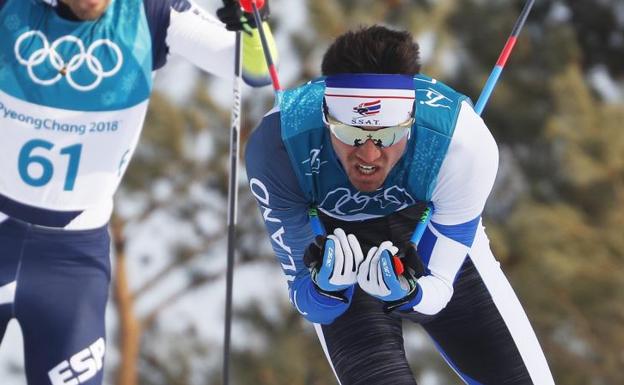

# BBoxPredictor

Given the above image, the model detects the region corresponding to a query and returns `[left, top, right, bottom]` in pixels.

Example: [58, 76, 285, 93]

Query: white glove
[357, 241, 413, 302]
[306, 228, 364, 292]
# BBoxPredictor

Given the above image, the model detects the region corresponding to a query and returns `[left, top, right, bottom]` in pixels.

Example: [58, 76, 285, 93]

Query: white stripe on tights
[313, 323, 343, 385]
[0, 281, 17, 306]
[469, 223, 555, 384]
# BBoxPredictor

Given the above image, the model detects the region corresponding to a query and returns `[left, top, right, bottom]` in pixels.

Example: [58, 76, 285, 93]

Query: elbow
[409, 275, 454, 315]
[289, 294, 340, 325]
[289, 280, 352, 324]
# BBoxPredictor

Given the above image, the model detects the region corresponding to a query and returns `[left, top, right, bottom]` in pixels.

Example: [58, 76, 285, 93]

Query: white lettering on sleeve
[250, 178, 297, 275]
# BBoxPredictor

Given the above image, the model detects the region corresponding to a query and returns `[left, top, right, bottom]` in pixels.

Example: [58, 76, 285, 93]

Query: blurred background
[1, 0, 623, 384]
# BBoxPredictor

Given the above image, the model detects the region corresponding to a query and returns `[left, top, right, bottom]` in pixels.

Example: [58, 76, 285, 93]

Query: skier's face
[60, 0, 111, 20]
[330, 130, 407, 193]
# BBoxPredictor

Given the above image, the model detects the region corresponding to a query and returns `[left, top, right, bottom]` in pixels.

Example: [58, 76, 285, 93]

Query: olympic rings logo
[14, 30, 124, 92]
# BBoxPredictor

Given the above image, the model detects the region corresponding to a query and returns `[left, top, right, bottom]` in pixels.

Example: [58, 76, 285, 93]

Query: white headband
[324, 74, 415, 127]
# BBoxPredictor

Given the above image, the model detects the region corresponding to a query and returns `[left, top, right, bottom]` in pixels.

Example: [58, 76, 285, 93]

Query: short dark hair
[321, 25, 421, 76]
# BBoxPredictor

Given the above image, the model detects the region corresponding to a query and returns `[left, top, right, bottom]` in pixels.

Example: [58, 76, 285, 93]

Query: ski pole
[242, 0, 281, 93]
[474, 0, 535, 114]
[409, 0, 536, 247]
[222, 1, 242, 384]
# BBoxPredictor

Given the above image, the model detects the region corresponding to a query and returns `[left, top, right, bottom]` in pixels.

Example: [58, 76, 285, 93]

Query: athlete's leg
[0, 217, 24, 344]
[0, 306, 11, 344]
[315, 288, 417, 385]
[316, 205, 428, 385]
[421, 224, 554, 385]
[14, 225, 111, 385]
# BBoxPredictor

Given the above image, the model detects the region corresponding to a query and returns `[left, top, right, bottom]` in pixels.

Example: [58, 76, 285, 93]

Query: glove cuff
[382, 276, 419, 313]
[311, 280, 351, 304]
[310, 268, 350, 303]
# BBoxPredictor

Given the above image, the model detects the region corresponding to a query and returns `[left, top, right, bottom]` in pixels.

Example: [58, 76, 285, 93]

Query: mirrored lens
[324, 113, 413, 148]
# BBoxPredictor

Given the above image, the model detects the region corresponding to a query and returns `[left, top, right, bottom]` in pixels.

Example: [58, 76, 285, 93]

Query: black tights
[318, 206, 534, 385]
[320, 260, 532, 385]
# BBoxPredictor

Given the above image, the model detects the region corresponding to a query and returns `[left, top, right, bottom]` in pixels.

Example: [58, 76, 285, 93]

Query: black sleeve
[0, 0, 7, 11]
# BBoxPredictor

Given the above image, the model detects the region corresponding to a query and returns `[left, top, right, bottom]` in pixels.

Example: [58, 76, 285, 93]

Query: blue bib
[279, 74, 468, 220]
[0, 0, 152, 111]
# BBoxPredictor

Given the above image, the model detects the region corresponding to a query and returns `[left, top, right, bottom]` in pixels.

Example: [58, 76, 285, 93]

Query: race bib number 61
[19, 139, 82, 191]
[0, 91, 147, 211]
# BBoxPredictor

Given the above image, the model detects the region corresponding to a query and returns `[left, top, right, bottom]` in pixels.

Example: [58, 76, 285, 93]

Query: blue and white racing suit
[0, 0, 266, 384]
[245, 76, 556, 384]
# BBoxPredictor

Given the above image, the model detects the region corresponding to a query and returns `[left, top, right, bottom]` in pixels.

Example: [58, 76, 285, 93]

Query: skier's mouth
[356, 163, 377, 175]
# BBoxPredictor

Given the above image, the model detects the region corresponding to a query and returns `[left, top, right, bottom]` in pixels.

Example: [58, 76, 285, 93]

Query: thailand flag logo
[353, 100, 381, 116]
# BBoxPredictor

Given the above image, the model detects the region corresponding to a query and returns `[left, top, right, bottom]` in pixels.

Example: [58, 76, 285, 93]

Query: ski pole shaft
[222, 3, 242, 384]
[249, 0, 281, 92]
[411, 0, 535, 245]
[474, 0, 535, 114]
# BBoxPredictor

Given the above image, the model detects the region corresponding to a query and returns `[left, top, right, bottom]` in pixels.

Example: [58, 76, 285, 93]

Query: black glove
[216, 0, 270, 34]
[303, 235, 326, 270]
[398, 242, 426, 279]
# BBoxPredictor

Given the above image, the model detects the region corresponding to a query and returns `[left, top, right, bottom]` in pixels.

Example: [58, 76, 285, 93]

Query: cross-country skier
[0, 0, 275, 384]
[246, 25, 555, 385]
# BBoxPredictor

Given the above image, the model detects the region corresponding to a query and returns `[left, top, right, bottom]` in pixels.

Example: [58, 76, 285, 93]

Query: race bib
[0, 90, 147, 211]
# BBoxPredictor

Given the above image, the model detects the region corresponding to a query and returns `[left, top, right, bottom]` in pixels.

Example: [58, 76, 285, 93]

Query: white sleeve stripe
[410, 223, 469, 315]
[427, 222, 469, 284]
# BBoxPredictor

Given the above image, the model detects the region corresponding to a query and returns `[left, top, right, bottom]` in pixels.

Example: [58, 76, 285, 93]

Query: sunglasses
[323, 112, 414, 148]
